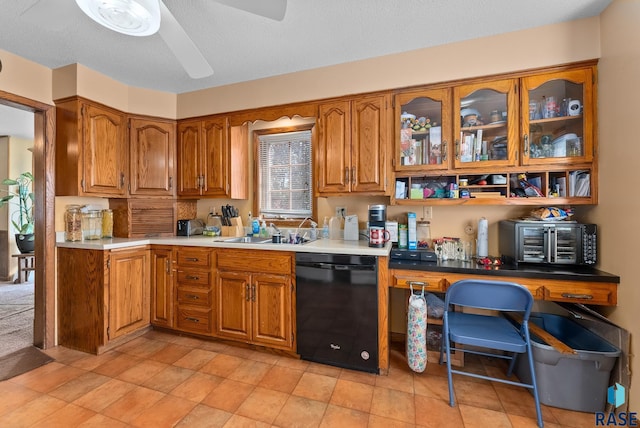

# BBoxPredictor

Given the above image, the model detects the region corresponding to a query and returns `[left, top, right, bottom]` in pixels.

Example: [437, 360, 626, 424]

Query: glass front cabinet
[391, 62, 597, 205]
[521, 68, 594, 165]
[395, 88, 452, 172]
[453, 78, 519, 169]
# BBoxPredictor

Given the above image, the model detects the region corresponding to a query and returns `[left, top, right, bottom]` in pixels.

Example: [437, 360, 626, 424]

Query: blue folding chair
[439, 279, 543, 428]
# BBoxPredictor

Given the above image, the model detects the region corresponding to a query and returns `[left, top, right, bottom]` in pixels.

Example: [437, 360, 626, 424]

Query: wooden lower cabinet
[57, 246, 150, 354]
[151, 246, 173, 328]
[216, 249, 294, 351]
[173, 246, 215, 335]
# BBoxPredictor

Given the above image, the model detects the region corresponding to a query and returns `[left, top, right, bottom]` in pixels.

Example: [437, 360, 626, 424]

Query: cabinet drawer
[392, 270, 447, 292]
[217, 249, 292, 274]
[543, 283, 617, 306]
[177, 286, 212, 307]
[176, 269, 212, 287]
[176, 248, 213, 268]
[175, 306, 212, 334]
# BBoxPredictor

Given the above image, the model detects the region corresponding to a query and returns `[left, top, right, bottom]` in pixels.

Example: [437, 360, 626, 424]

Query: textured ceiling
[0, 0, 611, 95]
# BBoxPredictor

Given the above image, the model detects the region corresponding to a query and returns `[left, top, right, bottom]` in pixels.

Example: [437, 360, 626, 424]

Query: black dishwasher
[295, 253, 378, 373]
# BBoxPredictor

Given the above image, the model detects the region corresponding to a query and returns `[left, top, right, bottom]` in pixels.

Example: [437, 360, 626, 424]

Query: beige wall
[597, 0, 640, 412]
[177, 17, 600, 118]
[0, 49, 53, 105]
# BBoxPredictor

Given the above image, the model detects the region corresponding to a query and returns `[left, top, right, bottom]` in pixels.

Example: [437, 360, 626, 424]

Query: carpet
[0, 346, 53, 381]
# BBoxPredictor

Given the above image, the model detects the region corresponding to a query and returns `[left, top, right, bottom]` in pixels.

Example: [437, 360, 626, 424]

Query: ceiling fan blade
[213, 0, 287, 21]
[20, 0, 75, 30]
[158, 1, 213, 79]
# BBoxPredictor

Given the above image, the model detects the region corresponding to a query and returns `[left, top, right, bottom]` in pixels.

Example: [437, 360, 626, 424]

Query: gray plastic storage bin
[514, 313, 621, 413]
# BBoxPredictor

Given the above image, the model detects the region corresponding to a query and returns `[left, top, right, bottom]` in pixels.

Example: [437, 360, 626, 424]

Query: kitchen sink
[216, 236, 315, 245]
[221, 236, 272, 244]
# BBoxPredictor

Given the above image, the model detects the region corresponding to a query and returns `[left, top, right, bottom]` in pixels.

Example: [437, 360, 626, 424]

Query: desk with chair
[12, 253, 35, 284]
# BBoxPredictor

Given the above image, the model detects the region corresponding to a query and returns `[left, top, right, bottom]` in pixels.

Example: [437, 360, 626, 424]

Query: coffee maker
[368, 204, 387, 247]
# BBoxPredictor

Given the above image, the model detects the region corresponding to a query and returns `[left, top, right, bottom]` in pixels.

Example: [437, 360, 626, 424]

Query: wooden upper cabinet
[317, 94, 391, 196]
[520, 67, 595, 166]
[129, 117, 176, 197]
[202, 118, 228, 197]
[317, 100, 350, 194]
[177, 120, 202, 196]
[55, 97, 127, 197]
[177, 116, 248, 199]
[453, 78, 519, 169]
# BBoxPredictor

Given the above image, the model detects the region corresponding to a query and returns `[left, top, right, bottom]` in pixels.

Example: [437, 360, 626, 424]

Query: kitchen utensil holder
[222, 217, 245, 237]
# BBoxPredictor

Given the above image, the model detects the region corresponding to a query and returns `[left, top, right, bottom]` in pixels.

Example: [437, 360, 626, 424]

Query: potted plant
[0, 171, 35, 253]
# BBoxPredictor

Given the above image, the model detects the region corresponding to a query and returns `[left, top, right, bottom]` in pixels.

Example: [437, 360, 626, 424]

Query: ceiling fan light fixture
[75, 0, 161, 36]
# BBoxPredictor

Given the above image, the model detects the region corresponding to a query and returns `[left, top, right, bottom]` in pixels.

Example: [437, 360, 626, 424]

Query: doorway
[0, 90, 55, 350]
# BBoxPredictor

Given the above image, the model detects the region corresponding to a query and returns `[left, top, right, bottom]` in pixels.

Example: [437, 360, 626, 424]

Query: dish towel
[407, 284, 427, 373]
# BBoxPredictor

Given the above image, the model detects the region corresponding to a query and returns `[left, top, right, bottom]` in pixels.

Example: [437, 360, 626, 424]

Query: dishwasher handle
[297, 262, 375, 271]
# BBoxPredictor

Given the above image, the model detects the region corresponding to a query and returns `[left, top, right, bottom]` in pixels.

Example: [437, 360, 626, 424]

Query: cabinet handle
[186, 275, 200, 280]
[185, 257, 199, 262]
[169, 176, 173, 190]
[523, 134, 529, 156]
[561, 293, 594, 300]
[251, 284, 256, 302]
[165, 259, 170, 274]
[185, 317, 200, 323]
[185, 294, 199, 300]
[120, 172, 125, 188]
[442, 141, 448, 161]
[351, 167, 356, 186]
[344, 167, 350, 184]
[245, 283, 251, 301]
[455, 139, 460, 160]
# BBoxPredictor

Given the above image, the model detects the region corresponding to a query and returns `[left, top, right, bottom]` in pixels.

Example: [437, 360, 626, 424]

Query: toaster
[176, 219, 205, 236]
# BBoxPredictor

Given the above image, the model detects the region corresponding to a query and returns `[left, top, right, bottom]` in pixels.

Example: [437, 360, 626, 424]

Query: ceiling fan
[21, 0, 287, 79]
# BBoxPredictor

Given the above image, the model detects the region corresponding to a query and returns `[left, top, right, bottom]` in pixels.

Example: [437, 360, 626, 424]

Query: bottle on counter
[322, 217, 329, 239]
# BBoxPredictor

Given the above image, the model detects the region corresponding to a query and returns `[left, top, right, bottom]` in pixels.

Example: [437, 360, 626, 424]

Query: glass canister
[416, 220, 431, 249]
[65, 204, 83, 242]
[101, 209, 113, 238]
[82, 210, 102, 240]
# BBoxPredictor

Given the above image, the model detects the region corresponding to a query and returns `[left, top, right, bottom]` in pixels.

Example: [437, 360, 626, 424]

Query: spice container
[82, 210, 102, 240]
[65, 204, 83, 241]
[101, 209, 113, 238]
[398, 224, 408, 249]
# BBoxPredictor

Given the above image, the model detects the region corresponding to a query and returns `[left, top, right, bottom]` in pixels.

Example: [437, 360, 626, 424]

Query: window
[256, 128, 313, 220]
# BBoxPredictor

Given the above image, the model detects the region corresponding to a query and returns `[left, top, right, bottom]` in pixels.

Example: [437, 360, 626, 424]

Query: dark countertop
[389, 258, 620, 283]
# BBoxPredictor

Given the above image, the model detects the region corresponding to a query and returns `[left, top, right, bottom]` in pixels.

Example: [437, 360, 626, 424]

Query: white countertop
[56, 235, 392, 256]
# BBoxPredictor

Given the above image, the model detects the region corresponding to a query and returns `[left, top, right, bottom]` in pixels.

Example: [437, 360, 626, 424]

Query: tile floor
[0, 330, 596, 427]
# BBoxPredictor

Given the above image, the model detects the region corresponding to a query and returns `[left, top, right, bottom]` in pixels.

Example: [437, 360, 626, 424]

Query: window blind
[258, 130, 312, 218]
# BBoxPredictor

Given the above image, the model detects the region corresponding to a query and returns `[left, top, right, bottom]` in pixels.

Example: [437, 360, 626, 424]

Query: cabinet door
[201, 117, 229, 197]
[150, 248, 173, 328]
[82, 103, 127, 196]
[129, 118, 176, 197]
[216, 270, 251, 341]
[395, 88, 452, 172]
[521, 68, 594, 166]
[251, 273, 293, 350]
[177, 121, 203, 196]
[453, 78, 519, 168]
[317, 100, 351, 194]
[108, 248, 150, 340]
[351, 95, 390, 194]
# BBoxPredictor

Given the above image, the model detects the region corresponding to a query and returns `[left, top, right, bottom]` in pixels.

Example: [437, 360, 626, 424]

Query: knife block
[222, 217, 245, 237]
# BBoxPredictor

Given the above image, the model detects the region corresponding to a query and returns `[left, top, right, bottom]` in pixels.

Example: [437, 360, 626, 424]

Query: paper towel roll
[477, 217, 488, 258]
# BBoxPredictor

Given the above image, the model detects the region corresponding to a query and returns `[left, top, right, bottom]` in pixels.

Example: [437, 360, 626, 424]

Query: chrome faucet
[270, 223, 281, 235]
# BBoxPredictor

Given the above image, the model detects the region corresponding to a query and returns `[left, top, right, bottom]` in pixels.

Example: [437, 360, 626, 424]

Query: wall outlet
[422, 206, 433, 220]
[336, 207, 346, 218]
